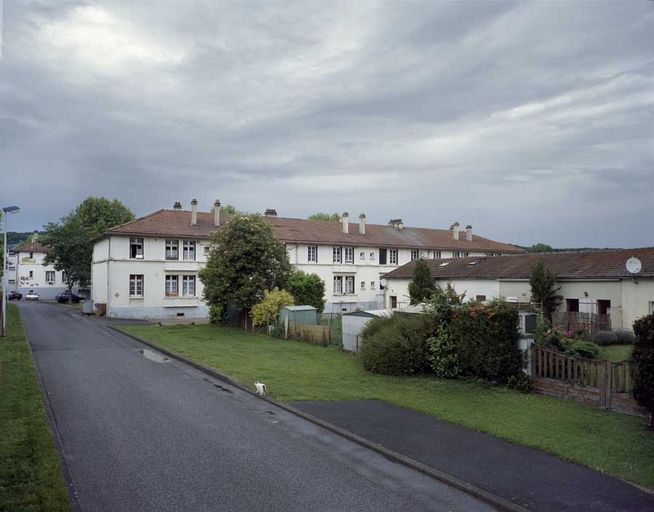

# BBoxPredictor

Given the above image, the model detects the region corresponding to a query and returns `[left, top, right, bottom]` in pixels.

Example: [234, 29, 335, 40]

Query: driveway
[19, 302, 493, 512]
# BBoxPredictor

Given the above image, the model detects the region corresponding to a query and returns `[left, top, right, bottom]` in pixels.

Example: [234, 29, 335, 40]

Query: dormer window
[130, 238, 144, 259]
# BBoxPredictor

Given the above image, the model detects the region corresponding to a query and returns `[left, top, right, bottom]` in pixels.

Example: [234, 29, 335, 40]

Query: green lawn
[598, 344, 634, 363]
[0, 305, 69, 512]
[120, 323, 654, 490]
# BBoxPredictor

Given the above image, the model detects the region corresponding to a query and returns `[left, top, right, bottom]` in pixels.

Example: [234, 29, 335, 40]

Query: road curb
[98, 320, 529, 512]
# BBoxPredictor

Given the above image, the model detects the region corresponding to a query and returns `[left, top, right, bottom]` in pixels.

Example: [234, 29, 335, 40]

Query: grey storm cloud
[0, 0, 652, 247]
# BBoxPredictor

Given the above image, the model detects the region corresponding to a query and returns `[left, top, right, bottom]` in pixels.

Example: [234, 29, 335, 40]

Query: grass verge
[0, 304, 69, 512]
[119, 322, 654, 489]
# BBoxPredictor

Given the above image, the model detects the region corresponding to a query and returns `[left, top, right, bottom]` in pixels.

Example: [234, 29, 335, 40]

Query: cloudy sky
[0, 1, 652, 247]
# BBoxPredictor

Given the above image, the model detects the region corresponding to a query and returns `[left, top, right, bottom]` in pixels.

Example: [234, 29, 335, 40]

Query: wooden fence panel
[287, 320, 330, 346]
[531, 346, 645, 417]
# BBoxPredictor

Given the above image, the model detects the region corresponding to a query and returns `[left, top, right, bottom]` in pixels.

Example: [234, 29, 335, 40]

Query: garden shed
[342, 309, 392, 352]
[279, 305, 318, 326]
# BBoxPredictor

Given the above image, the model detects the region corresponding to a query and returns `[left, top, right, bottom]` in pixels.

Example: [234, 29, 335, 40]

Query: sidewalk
[291, 399, 653, 512]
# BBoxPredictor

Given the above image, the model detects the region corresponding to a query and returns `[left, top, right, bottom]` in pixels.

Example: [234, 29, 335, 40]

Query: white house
[382, 248, 654, 331]
[9, 240, 72, 300]
[91, 200, 523, 319]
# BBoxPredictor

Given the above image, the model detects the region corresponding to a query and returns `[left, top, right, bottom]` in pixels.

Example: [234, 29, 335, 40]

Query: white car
[25, 290, 40, 301]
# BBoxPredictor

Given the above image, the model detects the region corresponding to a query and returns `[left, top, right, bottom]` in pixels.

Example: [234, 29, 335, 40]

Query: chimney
[265, 209, 278, 217]
[173, 201, 182, 210]
[452, 222, 460, 240]
[341, 212, 349, 234]
[465, 224, 472, 241]
[359, 213, 366, 235]
[191, 199, 198, 226]
[213, 199, 221, 227]
[388, 219, 404, 230]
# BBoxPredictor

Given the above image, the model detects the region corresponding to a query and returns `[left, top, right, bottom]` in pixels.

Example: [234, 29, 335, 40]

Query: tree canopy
[288, 271, 326, 312]
[527, 243, 554, 253]
[41, 197, 134, 298]
[199, 214, 293, 320]
[408, 259, 436, 304]
[308, 212, 340, 221]
[529, 258, 562, 322]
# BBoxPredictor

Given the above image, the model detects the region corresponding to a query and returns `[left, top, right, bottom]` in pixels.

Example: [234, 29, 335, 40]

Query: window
[379, 249, 387, 265]
[204, 246, 210, 256]
[476, 295, 487, 302]
[182, 241, 196, 261]
[45, 271, 55, 284]
[566, 299, 580, 312]
[61, 271, 67, 284]
[165, 275, 179, 297]
[29, 270, 33, 278]
[390, 296, 397, 309]
[371, 281, 375, 289]
[333, 246, 342, 263]
[411, 249, 420, 261]
[333, 276, 342, 294]
[369, 252, 375, 260]
[389, 249, 398, 265]
[29, 252, 34, 259]
[130, 238, 144, 259]
[361, 281, 366, 290]
[433, 250, 441, 259]
[308, 245, 318, 263]
[345, 276, 355, 294]
[165, 240, 179, 260]
[650, 301, 654, 314]
[129, 274, 144, 297]
[182, 275, 196, 297]
[344, 247, 354, 264]
[359, 251, 365, 260]
[453, 251, 468, 258]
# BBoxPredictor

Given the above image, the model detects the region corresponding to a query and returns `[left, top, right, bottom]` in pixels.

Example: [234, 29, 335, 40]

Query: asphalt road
[19, 302, 494, 512]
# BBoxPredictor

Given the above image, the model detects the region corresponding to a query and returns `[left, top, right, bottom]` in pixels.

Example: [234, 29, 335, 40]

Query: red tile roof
[15, 241, 50, 253]
[101, 209, 524, 253]
[383, 247, 654, 280]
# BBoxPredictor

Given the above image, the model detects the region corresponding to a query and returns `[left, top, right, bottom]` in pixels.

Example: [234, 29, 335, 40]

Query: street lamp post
[2, 205, 20, 337]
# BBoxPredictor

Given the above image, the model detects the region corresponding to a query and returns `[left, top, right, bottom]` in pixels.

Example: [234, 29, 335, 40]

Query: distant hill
[6, 232, 36, 248]
[517, 243, 616, 253]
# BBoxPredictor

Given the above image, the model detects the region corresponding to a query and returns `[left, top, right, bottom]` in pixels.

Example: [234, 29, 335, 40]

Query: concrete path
[19, 301, 493, 512]
[291, 399, 654, 512]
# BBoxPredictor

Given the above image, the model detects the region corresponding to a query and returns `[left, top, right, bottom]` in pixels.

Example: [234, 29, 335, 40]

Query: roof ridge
[106, 209, 167, 233]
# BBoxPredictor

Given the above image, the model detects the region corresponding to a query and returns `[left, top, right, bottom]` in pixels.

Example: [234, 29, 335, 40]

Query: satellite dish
[626, 257, 642, 275]
[380, 278, 388, 287]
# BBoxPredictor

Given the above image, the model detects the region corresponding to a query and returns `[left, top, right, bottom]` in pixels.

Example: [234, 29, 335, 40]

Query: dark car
[56, 291, 81, 303]
[8, 291, 23, 300]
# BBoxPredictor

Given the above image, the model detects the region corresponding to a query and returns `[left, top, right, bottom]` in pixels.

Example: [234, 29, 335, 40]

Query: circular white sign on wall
[626, 257, 642, 274]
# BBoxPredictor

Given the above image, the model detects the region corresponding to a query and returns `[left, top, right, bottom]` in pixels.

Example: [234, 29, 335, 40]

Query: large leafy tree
[199, 214, 292, 322]
[288, 270, 326, 312]
[308, 212, 340, 221]
[41, 197, 133, 302]
[408, 258, 436, 304]
[529, 257, 562, 323]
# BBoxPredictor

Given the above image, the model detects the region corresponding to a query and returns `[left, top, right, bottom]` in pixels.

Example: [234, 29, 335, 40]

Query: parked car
[7, 291, 23, 300]
[56, 291, 81, 304]
[25, 290, 40, 301]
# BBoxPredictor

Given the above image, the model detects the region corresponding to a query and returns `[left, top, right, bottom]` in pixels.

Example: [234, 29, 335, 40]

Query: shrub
[615, 329, 636, 345]
[449, 301, 524, 384]
[361, 314, 436, 375]
[632, 314, 654, 428]
[591, 330, 618, 346]
[426, 324, 459, 378]
[567, 340, 600, 359]
[251, 288, 294, 327]
[507, 373, 534, 393]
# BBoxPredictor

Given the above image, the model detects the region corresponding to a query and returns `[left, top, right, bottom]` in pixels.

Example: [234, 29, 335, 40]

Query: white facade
[289, 243, 489, 313]
[92, 236, 211, 319]
[9, 246, 71, 300]
[384, 276, 654, 330]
